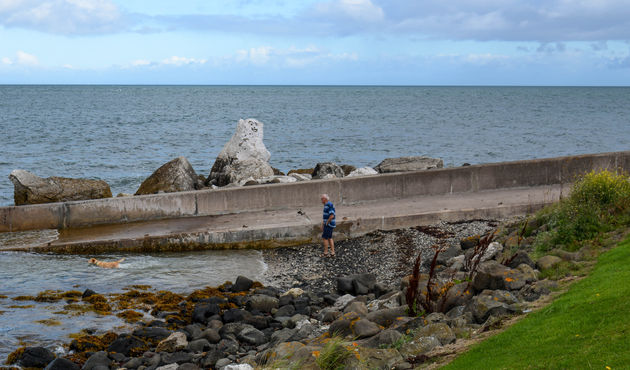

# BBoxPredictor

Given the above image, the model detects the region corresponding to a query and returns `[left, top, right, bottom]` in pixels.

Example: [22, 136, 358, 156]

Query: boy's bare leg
[329, 239, 335, 256]
[323, 239, 330, 256]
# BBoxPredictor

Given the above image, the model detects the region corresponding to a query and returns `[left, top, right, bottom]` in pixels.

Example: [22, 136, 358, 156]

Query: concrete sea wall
[2, 151, 629, 233]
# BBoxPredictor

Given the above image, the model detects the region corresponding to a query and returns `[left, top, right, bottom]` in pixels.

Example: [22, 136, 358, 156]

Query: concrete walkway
[0, 184, 565, 253]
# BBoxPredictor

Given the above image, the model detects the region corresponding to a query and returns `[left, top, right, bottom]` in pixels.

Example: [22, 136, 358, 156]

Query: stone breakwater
[8, 117, 444, 206]
[5, 218, 576, 369]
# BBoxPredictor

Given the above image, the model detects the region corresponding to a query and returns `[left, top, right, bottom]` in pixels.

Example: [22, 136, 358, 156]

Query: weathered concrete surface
[1, 185, 561, 253]
[1, 151, 629, 253]
[3, 151, 629, 233]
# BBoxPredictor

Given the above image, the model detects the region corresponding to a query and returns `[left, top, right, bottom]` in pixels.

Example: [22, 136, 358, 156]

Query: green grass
[443, 234, 630, 369]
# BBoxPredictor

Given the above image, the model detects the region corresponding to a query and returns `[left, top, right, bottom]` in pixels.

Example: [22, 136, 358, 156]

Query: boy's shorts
[322, 225, 334, 239]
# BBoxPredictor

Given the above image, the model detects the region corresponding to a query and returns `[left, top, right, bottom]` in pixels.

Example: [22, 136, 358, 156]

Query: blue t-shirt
[323, 201, 336, 228]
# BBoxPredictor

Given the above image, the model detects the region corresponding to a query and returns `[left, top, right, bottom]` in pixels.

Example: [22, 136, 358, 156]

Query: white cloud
[233, 45, 358, 68]
[161, 56, 207, 66]
[16, 50, 39, 65]
[1, 57, 13, 65]
[249, 47, 272, 65]
[0, 0, 124, 34]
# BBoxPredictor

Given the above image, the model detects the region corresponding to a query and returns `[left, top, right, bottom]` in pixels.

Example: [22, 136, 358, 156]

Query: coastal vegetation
[441, 169, 630, 368]
[444, 233, 630, 369]
[534, 169, 630, 253]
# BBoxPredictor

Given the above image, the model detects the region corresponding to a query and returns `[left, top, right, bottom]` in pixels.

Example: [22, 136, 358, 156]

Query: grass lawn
[443, 234, 630, 369]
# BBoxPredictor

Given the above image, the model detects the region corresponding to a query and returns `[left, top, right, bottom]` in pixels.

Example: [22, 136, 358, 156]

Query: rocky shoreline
[260, 220, 498, 294]
[4, 216, 577, 370]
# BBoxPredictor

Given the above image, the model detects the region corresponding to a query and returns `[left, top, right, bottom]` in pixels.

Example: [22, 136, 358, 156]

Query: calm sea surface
[0, 85, 629, 359]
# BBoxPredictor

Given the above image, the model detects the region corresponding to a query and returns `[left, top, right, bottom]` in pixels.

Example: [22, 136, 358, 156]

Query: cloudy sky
[1, 0, 630, 85]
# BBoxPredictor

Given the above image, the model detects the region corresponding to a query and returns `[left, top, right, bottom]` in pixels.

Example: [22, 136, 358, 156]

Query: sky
[1, 0, 630, 85]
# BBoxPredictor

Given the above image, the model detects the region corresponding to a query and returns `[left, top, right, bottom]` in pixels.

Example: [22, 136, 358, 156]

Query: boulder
[187, 338, 211, 352]
[467, 290, 519, 323]
[44, 358, 79, 370]
[312, 162, 344, 179]
[361, 329, 403, 348]
[374, 156, 443, 173]
[156, 332, 188, 353]
[192, 303, 221, 324]
[107, 333, 147, 356]
[206, 118, 274, 186]
[231, 276, 254, 292]
[135, 156, 201, 195]
[357, 348, 404, 370]
[472, 260, 526, 291]
[237, 327, 267, 345]
[351, 319, 381, 338]
[246, 294, 279, 313]
[537, 255, 563, 270]
[365, 307, 407, 327]
[161, 351, 193, 365]
[344, 301, 368, 317]
[82, 351, 111, 370]
[507, 251, 535, 269]
[347, 167, 378, 177]
[281, 287, 304, 298]
[132, 327, 171, 341]
[398, 336, 441, 358]
[9, 169, 112, 205]
[15, 346, 56, 368]
[481, 241, 503, 262]
[417, 323, 456, 345]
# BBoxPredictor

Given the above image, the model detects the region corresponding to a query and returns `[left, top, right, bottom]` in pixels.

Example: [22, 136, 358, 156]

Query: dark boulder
[231, 276, 254, 292]
[135, 156, 201, 195]
[15, 346, 56, 368]
[312, 162, 344, 179]
[44, 358, 80, 370]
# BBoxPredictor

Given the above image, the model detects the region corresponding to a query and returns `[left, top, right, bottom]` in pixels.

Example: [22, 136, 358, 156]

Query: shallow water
[0, 249, 267, 360]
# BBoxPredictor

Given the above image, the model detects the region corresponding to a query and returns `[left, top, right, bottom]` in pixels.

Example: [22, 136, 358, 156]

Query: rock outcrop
[9, 169, 112, 205]
[206, 119, 274, 187]
[311, 162, 344, 179]
[135, 156, 201, 195]
[374, 156, 444, 173]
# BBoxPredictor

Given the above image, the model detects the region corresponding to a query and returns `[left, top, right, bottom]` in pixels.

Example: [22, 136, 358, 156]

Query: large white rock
[207, 118, 274, 186]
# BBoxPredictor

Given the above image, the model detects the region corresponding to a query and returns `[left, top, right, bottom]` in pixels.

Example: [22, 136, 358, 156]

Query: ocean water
[0, 85, 629, 360]
[1, 85, 629, 206]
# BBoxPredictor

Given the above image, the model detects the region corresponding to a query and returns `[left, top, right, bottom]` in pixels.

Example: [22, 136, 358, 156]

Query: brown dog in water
[88, 257, 125, 268]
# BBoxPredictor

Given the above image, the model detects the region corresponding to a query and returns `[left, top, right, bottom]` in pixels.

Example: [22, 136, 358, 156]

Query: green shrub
[536, 170, 630, 252]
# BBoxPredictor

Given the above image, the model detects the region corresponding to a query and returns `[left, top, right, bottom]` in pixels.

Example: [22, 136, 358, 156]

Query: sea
[0, 85, 629, 359]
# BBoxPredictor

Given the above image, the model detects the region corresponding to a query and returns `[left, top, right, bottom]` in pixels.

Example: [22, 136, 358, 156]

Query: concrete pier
[1, 151, 628, 253]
